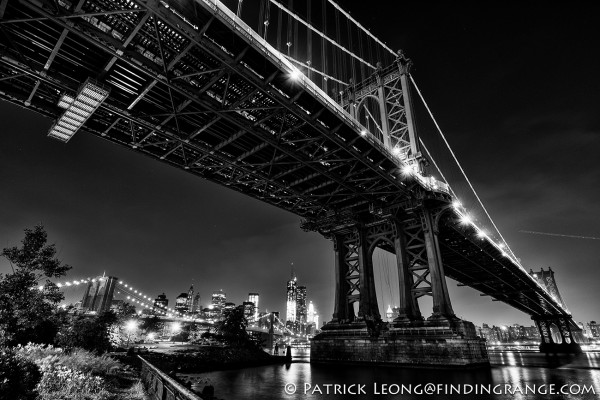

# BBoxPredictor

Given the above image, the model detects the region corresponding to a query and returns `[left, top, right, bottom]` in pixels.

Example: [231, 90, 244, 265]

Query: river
[181, 350, 600, 399]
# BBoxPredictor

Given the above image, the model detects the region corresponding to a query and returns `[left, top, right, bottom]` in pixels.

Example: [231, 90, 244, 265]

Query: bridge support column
[534, 316, 582, 354]
[331, 233, 353, 323]
[391, 219, 421, 322]
[329, 226, 380, 325]
[421, 208, 455, 320]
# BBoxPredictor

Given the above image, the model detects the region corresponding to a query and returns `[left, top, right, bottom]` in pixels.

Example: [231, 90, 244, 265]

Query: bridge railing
[139, 355, 204, 400]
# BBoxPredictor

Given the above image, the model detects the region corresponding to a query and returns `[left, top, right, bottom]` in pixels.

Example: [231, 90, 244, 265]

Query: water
[181, 350, 600, 399]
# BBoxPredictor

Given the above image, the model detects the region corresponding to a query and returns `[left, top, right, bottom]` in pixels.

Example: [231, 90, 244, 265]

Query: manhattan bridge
[0, 0, 582, 365]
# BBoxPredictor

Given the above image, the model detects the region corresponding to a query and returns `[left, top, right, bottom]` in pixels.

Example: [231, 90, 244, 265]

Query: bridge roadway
[0, 0, 572, 334]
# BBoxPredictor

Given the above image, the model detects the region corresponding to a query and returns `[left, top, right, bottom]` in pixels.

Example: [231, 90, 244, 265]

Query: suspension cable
[283, 54, 348, 85]
[269, 0, 376, 69]
[410, 76, 519, 262]
[326, 0, 396, 56]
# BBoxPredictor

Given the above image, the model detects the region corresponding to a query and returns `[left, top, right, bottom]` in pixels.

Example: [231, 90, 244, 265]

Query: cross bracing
[0, 0, 572, 321]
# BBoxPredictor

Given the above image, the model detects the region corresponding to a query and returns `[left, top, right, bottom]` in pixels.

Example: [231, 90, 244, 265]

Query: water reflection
[181, 350, 600, 399]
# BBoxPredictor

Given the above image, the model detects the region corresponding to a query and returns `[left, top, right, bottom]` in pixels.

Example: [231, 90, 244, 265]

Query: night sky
[1, 2, 599, 328]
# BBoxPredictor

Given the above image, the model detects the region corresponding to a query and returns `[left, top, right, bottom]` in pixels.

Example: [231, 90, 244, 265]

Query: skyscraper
[296, 286, 307, 333]
[153, 293, 168, 314]
[248, 292, 259, 320]
[212, 289, 226, 310]
[175, 293, 188, 314]
[286, 275, 297, 327]
[186, 285, 194, 313]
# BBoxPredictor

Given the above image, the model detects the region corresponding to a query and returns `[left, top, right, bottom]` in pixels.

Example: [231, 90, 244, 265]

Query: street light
[126, 319, 137, 347]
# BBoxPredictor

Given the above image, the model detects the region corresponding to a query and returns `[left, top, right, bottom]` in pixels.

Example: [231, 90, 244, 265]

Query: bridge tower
[80, 275, 118, 313]
[308, 53, 488, 367]
[530, 268, 583, 353]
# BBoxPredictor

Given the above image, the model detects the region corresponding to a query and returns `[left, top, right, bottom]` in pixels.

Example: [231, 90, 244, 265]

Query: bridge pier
[312, 207, 488, 367]
[534, 316, 582, 354]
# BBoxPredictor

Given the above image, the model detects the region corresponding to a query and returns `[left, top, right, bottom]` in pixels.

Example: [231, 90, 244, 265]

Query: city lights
[48, 78, 110, 142]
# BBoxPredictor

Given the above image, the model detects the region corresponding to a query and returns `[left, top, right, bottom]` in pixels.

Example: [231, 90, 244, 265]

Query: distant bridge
[2, 0, 581, 361]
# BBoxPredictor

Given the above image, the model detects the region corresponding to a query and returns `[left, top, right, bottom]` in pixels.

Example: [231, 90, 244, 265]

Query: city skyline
[1, 2, 599, 328]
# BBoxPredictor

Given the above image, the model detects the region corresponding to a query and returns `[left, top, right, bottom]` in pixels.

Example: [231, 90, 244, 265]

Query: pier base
[311, 319, 489, 368]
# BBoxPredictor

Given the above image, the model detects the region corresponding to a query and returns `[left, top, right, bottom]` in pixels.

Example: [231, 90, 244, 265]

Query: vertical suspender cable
[293, 1, 298, 60]
[321, 0, 327, 93]
[257, 0, 265, 37]
[263, 0, 271, 40]
[276, 6, 282, 51]
[286, 0, 293, 56]
[347, 15, 356, 84]
[307, 0, 312, 81]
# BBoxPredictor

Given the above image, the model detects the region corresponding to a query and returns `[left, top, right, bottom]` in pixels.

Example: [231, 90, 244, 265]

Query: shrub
[16, 343, 121, 377]
[0, 347, 41, 400]
[36, 365, 109, 400]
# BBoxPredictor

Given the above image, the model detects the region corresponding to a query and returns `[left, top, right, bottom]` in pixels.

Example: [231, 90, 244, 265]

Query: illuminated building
[175, 293, 188, 314]
[248, 292, 259, 320]
[286, 275, 297, 330]
[153, 293, 168, 315]
[212, 289, 226, 310]
[193, 293, 201, 313]
[588, 321, 600, 338]
[242, 301, 255, 320]
[307, 301, 315, 323]
[296, 286, 307, 334]
[186, 285, 194, 313]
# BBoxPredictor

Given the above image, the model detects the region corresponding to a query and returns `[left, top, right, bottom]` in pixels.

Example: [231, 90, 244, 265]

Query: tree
[204, 307, 252, 346]
[0, 225, 71, 346]
[56, 311, 117, 354]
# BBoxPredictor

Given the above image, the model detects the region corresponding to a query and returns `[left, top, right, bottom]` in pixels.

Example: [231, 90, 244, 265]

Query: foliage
[203, 307, 252, 346]
[0, 225, 71, 346]
[15, 343, 121, 377]
[36, 365, 109, 400]
[56, 312, 117, 354]
[139, 315, 161, 335]
[0, 347, 42, 400]
[172, 324, 191, 343]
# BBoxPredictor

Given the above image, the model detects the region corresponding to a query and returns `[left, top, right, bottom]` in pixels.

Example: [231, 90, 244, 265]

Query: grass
[14, 343, 149, 400]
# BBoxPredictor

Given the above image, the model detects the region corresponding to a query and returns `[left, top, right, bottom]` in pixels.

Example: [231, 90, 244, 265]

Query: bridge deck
[0, 0, 570, 320]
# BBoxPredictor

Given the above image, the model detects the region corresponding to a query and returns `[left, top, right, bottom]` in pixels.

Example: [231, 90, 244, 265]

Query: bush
[0, 347, 41, 400]
[56, 312, 117, 354]
[15, 343, 121, 377]
[36, 365, 109, 400]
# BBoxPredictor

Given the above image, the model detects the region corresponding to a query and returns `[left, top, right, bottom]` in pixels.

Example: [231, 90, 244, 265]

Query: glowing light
[126, 320, 137, 331]
[289, 69, 301, 80]
[476, 230, 487, 239]
[401, 165, 414, 176]
[48, 79, 110, 142]
[360, 129, 367, 136]
[392, 147, 401, 156]
[452, 201, 462, 209]
[147, 332, 155, 340]
[459, 214, 473, 225]
[38, 285, 44, 291]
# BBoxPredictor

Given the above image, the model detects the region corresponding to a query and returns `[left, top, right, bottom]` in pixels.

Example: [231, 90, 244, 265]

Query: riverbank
[141, 345, 290, 374]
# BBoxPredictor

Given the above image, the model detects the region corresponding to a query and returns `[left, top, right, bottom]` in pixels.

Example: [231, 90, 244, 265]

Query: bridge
[0, 0, 582, 364]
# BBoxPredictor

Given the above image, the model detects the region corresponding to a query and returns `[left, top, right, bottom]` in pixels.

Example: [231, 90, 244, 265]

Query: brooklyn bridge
[0, 0, 583, 365]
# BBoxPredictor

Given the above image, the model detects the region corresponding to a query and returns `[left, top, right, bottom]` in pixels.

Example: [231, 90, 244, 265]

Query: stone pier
[311, 319, 488, 368]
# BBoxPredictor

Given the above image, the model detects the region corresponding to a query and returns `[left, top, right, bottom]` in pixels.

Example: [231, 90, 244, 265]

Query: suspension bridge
[49, 274, 296, 338]
[0, 0, 582, 365]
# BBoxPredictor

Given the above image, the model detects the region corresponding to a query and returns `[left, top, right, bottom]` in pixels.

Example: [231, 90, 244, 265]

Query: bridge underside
[0, 0, 581, 362]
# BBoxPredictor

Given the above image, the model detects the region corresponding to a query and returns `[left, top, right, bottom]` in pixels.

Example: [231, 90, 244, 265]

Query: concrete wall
[139, 356, 204, 400]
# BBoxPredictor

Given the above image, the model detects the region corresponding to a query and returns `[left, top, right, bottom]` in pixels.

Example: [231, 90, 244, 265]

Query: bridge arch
[356, 95, 386, 144]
